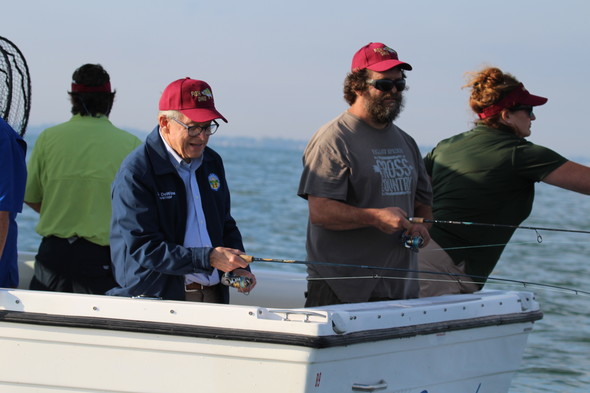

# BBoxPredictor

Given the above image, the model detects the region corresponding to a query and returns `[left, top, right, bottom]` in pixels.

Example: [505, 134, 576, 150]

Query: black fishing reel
[221, 272, 253, 289]
[401, 233, 424, 252]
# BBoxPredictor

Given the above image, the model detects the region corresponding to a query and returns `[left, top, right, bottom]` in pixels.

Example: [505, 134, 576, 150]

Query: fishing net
[0, 36, 31, 136]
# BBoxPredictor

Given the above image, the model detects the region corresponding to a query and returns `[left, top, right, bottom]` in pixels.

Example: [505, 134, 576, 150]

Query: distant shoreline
[22, 124, 590, 163]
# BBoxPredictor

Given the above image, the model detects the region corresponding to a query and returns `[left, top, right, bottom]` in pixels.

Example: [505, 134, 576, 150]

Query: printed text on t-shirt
[372, 148, 414, 196]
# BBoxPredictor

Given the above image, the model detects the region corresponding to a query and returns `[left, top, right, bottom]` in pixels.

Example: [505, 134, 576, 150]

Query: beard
[365, 92, 405, 124]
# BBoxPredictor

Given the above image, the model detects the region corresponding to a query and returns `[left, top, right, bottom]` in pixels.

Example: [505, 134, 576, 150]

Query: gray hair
[158, 110, 181, 121]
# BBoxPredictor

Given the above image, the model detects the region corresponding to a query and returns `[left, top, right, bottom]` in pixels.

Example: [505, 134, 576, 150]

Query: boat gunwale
[0, 308, 543, 349]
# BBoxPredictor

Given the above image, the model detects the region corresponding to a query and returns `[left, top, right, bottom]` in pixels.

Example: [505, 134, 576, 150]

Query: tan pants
[418, 239, 479, 297]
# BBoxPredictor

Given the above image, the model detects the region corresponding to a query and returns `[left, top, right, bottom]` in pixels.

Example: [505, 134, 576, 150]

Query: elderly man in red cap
[108, 78, 255, 302]
[298, 42, 432, 307]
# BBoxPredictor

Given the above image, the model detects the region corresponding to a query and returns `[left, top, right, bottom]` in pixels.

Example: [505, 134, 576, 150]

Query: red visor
[70, 82, 112, 93]
[478, 83, 547, 119]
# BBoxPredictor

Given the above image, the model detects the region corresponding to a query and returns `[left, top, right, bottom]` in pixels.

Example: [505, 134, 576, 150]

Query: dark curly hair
[68, 64, 115, 117]
[343, 69, 368, 105]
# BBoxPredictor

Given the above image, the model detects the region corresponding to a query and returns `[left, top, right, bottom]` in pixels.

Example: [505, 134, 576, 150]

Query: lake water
[16, 140, 590, 392]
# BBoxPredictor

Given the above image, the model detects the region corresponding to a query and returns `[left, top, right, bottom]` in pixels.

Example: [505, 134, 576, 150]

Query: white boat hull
[0, 253, 542, 393]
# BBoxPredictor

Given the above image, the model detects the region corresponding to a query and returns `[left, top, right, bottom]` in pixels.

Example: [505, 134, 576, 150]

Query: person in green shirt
[24, 64, 142, 294]
[419, 67, 590, 297]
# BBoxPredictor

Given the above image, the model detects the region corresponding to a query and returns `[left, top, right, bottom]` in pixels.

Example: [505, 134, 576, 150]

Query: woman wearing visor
[418, 66, 590, 297]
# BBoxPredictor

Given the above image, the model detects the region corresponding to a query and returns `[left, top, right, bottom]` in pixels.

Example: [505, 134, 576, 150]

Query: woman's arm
[542, 161, 590, 195]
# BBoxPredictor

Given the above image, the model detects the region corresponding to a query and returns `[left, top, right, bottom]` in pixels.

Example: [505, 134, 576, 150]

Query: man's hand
[367, 207, 411, 234]
[230, 268, 257, 293]
[405, 223, 431, 248]
[210, 247, 249, 272]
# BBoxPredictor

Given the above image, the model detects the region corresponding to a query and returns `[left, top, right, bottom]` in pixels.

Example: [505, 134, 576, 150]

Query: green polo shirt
[25, 115, 142, 246]
[424, 124, 567, 283]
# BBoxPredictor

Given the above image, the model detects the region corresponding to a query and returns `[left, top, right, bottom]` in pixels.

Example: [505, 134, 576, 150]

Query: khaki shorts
[418, 239, 479, 297]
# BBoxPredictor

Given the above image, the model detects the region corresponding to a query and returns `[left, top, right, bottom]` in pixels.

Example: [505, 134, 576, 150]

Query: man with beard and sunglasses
[298, 42, 432, 307]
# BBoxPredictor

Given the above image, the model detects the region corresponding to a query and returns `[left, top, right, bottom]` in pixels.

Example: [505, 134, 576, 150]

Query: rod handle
[239, 254, 254, 263]
[408, 217, 425, 224]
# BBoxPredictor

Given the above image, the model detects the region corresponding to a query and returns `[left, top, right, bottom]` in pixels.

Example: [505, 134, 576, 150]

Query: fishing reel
[221, 272, 253, 289]
[400, 233, 424, 252]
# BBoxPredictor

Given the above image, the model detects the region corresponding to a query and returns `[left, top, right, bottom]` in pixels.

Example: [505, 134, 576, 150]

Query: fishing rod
[238, 255, 590, 296]
[409, 217, 590, 235]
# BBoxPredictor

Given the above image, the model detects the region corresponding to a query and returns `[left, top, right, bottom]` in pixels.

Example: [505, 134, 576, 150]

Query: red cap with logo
[351, 42, 412, 72]
[159, 78, 227, 123]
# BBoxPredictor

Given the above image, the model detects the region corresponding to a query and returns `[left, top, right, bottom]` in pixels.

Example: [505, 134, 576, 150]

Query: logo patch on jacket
[208, 173, 220, 191]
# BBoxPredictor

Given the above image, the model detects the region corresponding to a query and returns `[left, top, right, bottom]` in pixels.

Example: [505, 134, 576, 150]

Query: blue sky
[4, 0, 590, 157]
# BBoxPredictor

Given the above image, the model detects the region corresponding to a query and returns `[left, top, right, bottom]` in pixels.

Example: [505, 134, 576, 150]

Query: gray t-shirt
[298, 111, 432, 302]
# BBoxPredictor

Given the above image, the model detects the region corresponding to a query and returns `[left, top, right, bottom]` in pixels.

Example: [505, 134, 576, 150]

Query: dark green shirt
[424, 124, 567, 284]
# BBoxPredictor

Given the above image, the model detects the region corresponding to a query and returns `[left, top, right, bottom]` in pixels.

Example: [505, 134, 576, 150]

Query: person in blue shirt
[107, 78, 256, 303]
[0, 117, 27, 288]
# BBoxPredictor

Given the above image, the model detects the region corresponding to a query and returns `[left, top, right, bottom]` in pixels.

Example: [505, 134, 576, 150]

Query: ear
[354, 88, 365, 98]
[158, 115, 169, 131]
[499, 109, 513, 125]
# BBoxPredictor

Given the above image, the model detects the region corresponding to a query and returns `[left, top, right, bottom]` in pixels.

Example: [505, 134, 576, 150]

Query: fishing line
[438, 242, 520, 251]
[309, 275, 589, 297]
[240, 255, 590, 296]
[440, 239, 590, 252]
[409, 217, 590, 236]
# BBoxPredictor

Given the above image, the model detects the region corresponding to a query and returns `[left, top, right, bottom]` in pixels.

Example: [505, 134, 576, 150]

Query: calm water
[16, 141, 590, 392]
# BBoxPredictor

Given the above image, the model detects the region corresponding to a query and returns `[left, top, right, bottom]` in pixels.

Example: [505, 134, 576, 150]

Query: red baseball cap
[159, 78, 227, 123]
[351, 42, 412, 72]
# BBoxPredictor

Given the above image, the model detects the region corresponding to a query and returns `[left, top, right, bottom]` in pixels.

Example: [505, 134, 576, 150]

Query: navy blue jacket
[107, 127, 244, 302]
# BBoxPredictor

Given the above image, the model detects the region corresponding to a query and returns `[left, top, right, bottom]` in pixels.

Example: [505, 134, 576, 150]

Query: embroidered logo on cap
[191, 88, 213, 102]
[375, 46, 397, 58]
[208, 173, 220, 191]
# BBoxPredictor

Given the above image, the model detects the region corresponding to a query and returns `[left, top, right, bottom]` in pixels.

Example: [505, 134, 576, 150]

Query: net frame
[0, 36, 31, 136]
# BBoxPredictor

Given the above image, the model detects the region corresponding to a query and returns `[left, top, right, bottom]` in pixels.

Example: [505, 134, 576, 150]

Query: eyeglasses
[171, 117, 219, 137]
[510, 105, 534, 119]
[367, 78, 406, 92]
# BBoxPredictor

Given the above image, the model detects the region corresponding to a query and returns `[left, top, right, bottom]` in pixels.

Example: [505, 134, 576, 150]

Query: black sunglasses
[510, 105, 534, 118]
[367, 78, 406, 92]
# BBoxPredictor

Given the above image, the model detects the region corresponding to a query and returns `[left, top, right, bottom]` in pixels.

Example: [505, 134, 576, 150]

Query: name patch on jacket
[157, 191, 176, 200]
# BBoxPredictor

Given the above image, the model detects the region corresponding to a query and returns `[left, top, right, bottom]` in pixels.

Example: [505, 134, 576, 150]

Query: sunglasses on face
[367, 78, 406, 92]
[171, 117, 219, 137]
[510, 105, 534, 119]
